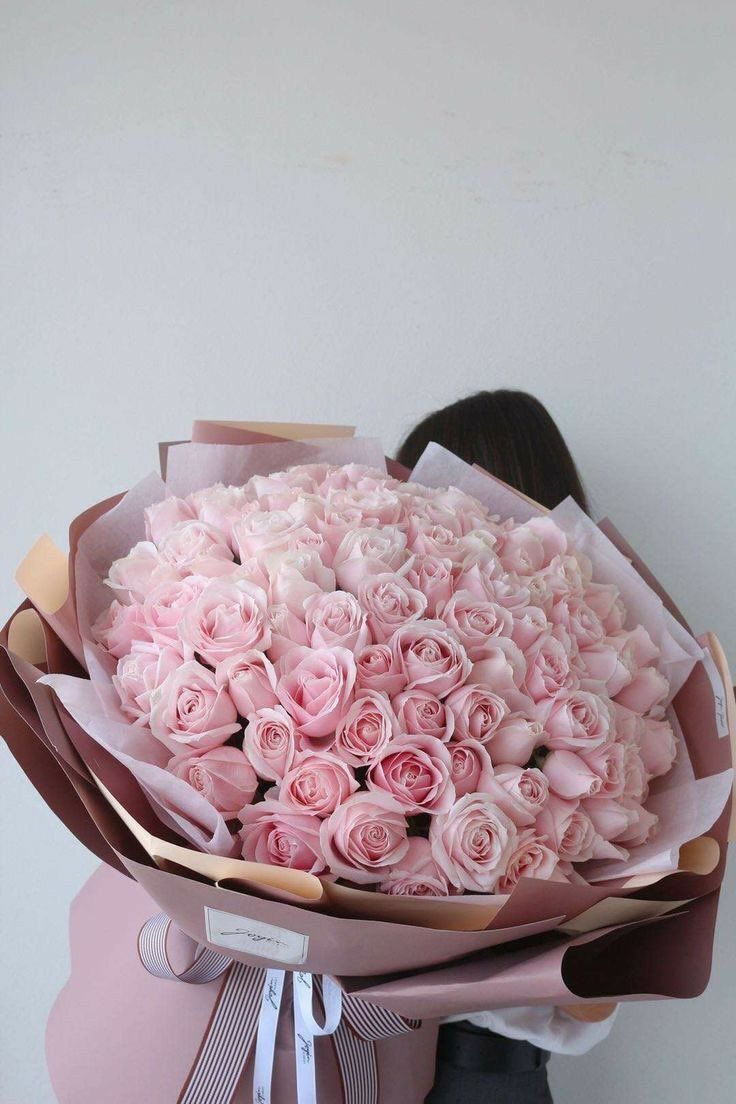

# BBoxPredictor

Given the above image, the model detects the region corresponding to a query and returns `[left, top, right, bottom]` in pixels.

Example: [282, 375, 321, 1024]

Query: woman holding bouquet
[397, 389, 618, 1104]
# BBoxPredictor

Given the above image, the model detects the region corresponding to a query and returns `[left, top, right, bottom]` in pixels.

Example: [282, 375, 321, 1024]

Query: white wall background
[1, 2, 735, 1101]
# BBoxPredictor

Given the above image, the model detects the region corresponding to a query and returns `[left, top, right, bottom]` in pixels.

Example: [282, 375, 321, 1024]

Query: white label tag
[702, 647, 730, 739]
[204, 907, 309, 964]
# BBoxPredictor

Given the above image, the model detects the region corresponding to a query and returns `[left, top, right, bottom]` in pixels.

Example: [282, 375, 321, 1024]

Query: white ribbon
[137, 914, 418, 1104]
[252, 970, 343, 1104]
[292, 972, 343, 1104]
[252, 969, 286, 1104]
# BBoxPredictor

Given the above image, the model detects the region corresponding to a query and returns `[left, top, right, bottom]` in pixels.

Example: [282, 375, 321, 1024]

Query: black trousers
[425, 1021, 553, 1104]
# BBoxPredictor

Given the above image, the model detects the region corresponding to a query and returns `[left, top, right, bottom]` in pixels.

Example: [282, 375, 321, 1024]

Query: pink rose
[188, 483, 250, 549]
[158, 521, 234, 573]
[239, 798, 326, 874]
[611, 625, 660, 668]
[282, 463, 331, 490]
[429, 793, 518, 892]
[149, 659, 240, 752]
[614, 667, 669, 714]
[233, 509, 314, 562]
[367, 733, 454, 814]
[481, 574, 536, 615]
[575, 640, 633, 697]
[229, 558, 271, 592]
[458, 532, 502, 563]
[268, 550, 336, 618]
[390, 622, 471, 697]
[581, 796, 637, 841]
[320, 464, 394, 493]
[145, 496, 196, 545]
[392, 688, 454, 742]
[638, 717, 677, 778]
[244, 706, 296, 782]
[180, 579, 271, 665]
[93, 599, 151, 658]
[249, 469, 318, 498]
[430, 487, 491, 532]
[612, 798, 659, 846]
[584, 583, 626, 633]
[494, 765, 550, 818]
[541, 690, 613, 751]
[320, 791, 409, 884]
[621, 741, 649, 802]
[304, 590, 369, 653]
[380, 838, 452, 897]
[482, 714, 543, 766]
[279, 750, 358, 817]
[447, 738, 494, 797]
[408, 518, 465, 563]
[470, 638, 527, 693]
[105, 541, 180, 601]
[549, 596, 604, 649]
[612, 703, 641, 744]
[453, 559, 505, 604]
[169, 746, 258, 818]
[497, 518, 567, 576]
[354, 643, 407, 696]
[445, 684, 508, 743]
[535, 796, 594, 861]
[325, 486, 403, 528]
[539, 553, 591, 604]
[217, 650, 279, 715]
[333, 527, 409, 594]
[497, 830, 559, 892]
[113, 642, 182, 725]
[542, 750, 603, 800]
[522, 629, 578, 703]
[358, 574, 428, 644]
[405, 555, 455, 616]
[437, 591, 514, 660]
[535, 796, 616, 862]
[276, 646, 356, 746]
[578, 741, 626, 798]
[334, 690, 397, 766]
[141, 576, 208, 646]
[267, 603, 310, 661]
[510, 605, 549, 651]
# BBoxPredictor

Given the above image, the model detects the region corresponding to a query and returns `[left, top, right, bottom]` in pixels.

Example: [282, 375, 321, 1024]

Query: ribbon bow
[138, 914, 420, 1104]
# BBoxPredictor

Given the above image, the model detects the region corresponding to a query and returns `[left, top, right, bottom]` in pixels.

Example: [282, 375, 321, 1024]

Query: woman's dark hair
[396, 389, 589, 512]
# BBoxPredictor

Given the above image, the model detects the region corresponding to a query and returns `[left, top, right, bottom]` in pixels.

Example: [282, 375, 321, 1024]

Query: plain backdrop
[1, 2, 735, 1102]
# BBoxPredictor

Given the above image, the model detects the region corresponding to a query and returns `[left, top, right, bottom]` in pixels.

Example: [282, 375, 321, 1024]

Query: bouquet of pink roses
[90, 458, 680, 896]
[2, 420, 734, 1104]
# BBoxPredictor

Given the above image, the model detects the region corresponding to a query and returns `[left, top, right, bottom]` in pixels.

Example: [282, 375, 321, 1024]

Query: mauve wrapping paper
[46, 863, 439, 1104]
[344, 889, 722, 1018]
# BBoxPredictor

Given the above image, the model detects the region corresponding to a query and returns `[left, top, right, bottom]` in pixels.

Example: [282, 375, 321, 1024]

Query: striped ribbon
[137, 914, 420, 1104]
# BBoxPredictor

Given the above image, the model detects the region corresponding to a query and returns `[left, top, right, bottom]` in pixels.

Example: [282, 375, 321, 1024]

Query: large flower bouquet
[93, 459, 681, 896]
[2, 420, 733, 1104]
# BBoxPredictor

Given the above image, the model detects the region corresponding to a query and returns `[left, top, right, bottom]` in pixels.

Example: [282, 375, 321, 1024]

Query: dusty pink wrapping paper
[47, 863, 438, 1104]
[343, 888, 722, 1017]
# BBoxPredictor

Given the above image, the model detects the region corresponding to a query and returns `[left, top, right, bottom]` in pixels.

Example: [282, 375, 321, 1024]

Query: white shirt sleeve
[442, 1004, 619, 1056]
